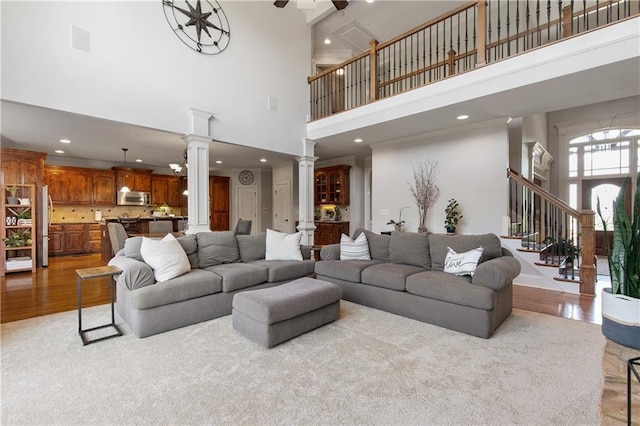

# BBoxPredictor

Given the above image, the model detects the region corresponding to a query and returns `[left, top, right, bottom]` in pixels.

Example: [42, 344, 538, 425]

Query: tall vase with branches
[408, 160, 440, 233]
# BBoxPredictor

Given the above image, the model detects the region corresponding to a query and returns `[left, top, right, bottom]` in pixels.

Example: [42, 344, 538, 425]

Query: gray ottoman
[232, 278, 342, 347]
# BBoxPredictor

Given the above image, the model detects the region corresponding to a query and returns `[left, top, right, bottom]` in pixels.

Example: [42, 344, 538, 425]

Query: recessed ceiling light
[59, 139, 71, 144]
[55, 150, 64, 154]
[457, 114, 469, 120]
[366, 0, 374, 3]
[336, 68, 344, 76]
[260, 158, 267, 163]
[324, 38, 331, 45]
[215, 160, 222, 164]
[135, 159, 143, 163]
[354, 138, 363, 143]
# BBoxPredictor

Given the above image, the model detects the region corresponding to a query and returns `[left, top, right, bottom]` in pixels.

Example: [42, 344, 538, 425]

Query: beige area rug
[1, 301, 605, 425]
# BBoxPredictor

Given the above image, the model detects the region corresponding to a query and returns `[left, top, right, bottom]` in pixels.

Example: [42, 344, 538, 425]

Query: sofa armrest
[300, 245, 312, 260]
[472, 256, 521, 291]
[319, 244, 340, 260]
[108, 255, 156, 290]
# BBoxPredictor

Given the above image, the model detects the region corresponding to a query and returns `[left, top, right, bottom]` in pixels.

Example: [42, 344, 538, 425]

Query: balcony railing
[308, 0, 640, 121]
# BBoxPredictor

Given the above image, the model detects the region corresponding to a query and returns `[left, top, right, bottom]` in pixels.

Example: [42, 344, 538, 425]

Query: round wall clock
[162, 0, 230, 55]
[239, 170, 254, 185]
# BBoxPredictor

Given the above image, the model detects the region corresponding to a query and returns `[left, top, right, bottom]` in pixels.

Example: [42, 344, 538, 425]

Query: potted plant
[596, 173, 639, 349]
[444, 198, 462, 234]
[2, 230, 33, 248]
[4, 185, 20, 205]
[387, 206, 409, 231]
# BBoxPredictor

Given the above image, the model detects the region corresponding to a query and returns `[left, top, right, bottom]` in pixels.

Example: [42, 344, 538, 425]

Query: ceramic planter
[601, 288, 640, 349]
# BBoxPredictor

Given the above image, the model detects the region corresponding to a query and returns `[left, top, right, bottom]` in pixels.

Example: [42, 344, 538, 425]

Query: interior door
[274, 182, 290, 233]
[582, 177, 631, 256]
[236, 186, 258, 234]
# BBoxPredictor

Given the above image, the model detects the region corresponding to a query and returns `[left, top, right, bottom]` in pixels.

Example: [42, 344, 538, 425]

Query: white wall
[1, 1, 311, 156]
[371, 119, 509, 235]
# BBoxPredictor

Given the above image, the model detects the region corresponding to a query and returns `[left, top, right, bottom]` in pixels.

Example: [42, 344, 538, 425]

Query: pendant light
[119, 148, 131, 193]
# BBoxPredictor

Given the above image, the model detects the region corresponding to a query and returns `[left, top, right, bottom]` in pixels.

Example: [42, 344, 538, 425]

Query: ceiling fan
[274, 0, 349, 10]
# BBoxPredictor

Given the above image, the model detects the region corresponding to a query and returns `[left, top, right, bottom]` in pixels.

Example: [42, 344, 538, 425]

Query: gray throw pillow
[389, 231, 430, 268]
[124, 236, 144, 261]
[353, 228, 390, 261]
[197, 231, 241, 268]
[237, 233, 267, 262]
[429, 233, 502, 271]
[177, 234, 199, 269]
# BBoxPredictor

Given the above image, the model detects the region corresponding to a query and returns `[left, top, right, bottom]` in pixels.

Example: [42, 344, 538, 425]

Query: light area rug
[1, 301, 604, 425]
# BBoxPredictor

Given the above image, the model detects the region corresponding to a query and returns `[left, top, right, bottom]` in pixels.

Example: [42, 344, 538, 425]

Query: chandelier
[169, 149, 188, 177]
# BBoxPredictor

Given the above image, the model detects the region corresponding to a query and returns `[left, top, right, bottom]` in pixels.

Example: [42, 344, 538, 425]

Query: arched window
[568, 129, 640, 177]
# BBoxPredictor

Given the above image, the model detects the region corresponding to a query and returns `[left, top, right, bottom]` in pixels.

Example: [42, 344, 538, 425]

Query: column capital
[185, 107, 215, 137]
[181, 134, 212, 144]
[296, 155, 318, 163]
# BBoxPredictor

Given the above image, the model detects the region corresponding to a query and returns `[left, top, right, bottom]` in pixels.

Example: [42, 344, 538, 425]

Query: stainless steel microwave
[117, 191, 151, 206]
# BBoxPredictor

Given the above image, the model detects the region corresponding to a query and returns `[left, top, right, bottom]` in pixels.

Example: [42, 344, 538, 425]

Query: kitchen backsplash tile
[51, 206, 184, 223]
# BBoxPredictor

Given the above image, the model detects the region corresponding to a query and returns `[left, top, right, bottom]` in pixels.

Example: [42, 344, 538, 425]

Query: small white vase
[601, 288, 640, 349]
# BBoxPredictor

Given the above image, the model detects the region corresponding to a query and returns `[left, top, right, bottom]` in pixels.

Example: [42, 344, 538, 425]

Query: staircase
[505, 169, 596, 295]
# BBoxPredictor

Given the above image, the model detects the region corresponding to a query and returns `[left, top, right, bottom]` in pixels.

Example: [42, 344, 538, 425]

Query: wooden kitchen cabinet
[113, 167, 152, 193]
[45, 165, 105, 205]
[92, 169, 116, 205]
[315, 165, 350, 205]
[88, 223, 102, 253]
[152, 175, 183, 207]
[314, 221, 350, 245]
[66, 169, 92, 205]
[47, 225, 64, 255]
[49, 223, 100, 256]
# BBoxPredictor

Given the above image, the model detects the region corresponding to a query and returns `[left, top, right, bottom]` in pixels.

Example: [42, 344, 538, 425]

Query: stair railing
[308, 0, 640, 121]
[507, 169, 595, 295]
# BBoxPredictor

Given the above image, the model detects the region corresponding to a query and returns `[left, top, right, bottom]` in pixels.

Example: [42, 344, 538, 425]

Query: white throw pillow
[340, 233, 371, 260]
[443, 246, 484, 276]
[265, 229, 303, 261]
[140, 234, 191, 282]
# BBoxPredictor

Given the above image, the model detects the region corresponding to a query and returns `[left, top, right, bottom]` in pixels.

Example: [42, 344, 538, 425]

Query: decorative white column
[296, 138, 317, 246]
[183, 107, 214, 234]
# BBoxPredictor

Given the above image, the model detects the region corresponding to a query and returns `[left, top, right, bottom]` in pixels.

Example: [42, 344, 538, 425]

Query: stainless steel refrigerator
[42, 185, 52, 267]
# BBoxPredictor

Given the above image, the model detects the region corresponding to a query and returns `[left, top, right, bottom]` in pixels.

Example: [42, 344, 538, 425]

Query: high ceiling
[0, 1, 461, 171]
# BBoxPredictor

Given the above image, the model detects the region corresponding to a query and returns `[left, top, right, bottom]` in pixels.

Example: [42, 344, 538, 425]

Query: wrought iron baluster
[515, 0, 520, 53]
[497, 0, 502, 60]
[546, 0, 551, 43]
[487, 0, 492, 62]
[507, 0, 511, 56]
[536, 0, 541, 46]
[429, 26, 433, 83]
[472, 5, 477, 67]
[557, 0, 562, 40]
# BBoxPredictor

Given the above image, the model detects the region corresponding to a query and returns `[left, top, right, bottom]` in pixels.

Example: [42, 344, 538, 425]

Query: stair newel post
[369, 39, 379, 103]
[579, 210, 596, 295]
[476, 0, 487, 66]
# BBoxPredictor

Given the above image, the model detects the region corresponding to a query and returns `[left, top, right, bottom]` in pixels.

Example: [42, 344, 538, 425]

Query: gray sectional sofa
[108, 231, 315, 338]
[315, 230, 521, 338]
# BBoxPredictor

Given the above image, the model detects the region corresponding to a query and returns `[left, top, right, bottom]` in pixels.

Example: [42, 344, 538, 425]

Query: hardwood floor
[1, 255, 638, 423]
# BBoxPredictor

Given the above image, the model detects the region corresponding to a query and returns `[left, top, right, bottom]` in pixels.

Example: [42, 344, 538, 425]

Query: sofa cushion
[340, 232, 371, 260]
[444, 246, 484, 276]
[237, 232, 266, 262]
[315, 259, 381, 283]
[251, 259, 315, 282]
[140, 234, 191, 283]
[429, 233, 502, 271]
[176, 234, 199, 270]
[129, 269, 223, 310]
[197, 231, 241, 268]
[124, 236, 144, 261]
[405, 270, 495, 310]
[354, 229, 390, 261]
[389, 231, 431, 269]
[361, 263, 425, 291]
[202, 263, 269, 292]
